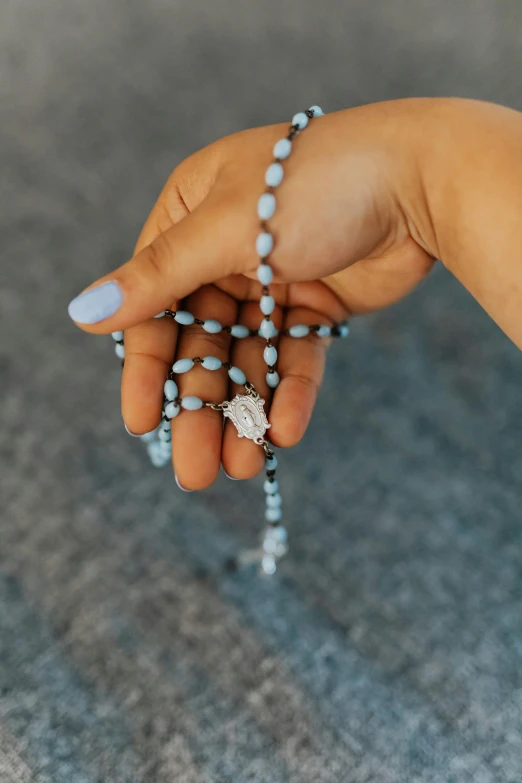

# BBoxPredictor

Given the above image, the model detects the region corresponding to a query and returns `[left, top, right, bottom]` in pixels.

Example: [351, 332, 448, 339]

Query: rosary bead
[164, 379, 178, 400]
[203, 319, 222, 334]
[181, 396, 203, 411]
[256, 232, 273, 257]
[260, 295, 275, 316]
[230, 324, 249, 338]
[265, 455, 278, 470]
[174, 311, 195, 325]
[158, 439, 172, 456]
[202, 356, 222, 370]
[263, 479, 279, 494]
[173, 358, 194, 373]
[316, 325, 331, 338]
[154, 311, 165, 318]
[228, 366, 247, 385]
[261, 554, 277, 575]
[140, 428, 158, 443]
[114, 343, 125, 359]
[148, 441, 170, 468]
[266, 524, 287, 543]
[340, 323, 350, 338]
[265, 162, 284, 187]
[161, 418, 172, 430]
[257, 264, 273, 286]
[273, 138, 292, 160]
[308, 105, 324, 116]
[265, 507, 282, 523]
[292, 111, 309, 129]
[266, 492, 282, 507]
[158, 428, 171, 442]
[258, 193, 276, 220]
[111, 331, 123, 341]
[266, 371, 280, 388]
[289, 324, 310, 338]
[164, 401, 180, 418]
[263, 345, 277, 365]
[259, 319, 278, 339]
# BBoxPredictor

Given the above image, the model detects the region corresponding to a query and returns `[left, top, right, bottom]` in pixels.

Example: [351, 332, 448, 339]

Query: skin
[69, 97, 522, 489]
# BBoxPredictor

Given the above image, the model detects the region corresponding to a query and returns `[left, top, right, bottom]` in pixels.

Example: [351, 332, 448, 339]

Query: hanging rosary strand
[111, 105, 349, 574]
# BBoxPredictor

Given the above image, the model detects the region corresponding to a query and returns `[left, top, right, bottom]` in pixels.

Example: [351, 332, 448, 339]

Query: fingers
[221, 301, 283, 480]
[67, 191, 253, 334]
[269, 299, 348, 449]
[121, 315, 178, 435]
[171, 285, 238, 491]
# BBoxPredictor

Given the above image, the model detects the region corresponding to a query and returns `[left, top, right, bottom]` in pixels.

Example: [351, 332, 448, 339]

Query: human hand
[69, 97, 521, 489]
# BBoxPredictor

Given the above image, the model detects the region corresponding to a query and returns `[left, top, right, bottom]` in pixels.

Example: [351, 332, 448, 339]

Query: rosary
[111, 106, 349, 574]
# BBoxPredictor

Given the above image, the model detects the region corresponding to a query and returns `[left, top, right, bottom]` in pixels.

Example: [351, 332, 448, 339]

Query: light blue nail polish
[68, 281, 123, 324]
[175, 473, 193, 492]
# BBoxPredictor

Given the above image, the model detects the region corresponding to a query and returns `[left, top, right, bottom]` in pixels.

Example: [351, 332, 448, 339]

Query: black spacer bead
[266, 469, 276, 478]
[267, 366, 275, 373]
[249, 328, 258, 337]
[262, 286, 270, 296]
[222, 361, 232, 370]
[193, 356, 202, 363]
[310, 324, 321, 331]
[165, 309, 176, 318]
[223, 325, 232, 333]
[331, 325, 341, 337]
[267, 476, 275, 483]
[194, 318, 204, 325]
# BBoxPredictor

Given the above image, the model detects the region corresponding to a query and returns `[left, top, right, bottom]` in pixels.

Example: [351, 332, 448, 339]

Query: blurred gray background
[2, 1, 522, 781]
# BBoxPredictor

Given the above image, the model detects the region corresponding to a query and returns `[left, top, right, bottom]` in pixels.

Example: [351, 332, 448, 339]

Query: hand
[68, 98, 487, 489]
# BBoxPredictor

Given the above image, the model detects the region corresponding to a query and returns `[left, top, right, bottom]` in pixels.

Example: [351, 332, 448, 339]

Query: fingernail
[68, 281, 123, 324]
[224, 470, 239, 480]
[175, 473, 193, 492]
[124, 424, 141, 437]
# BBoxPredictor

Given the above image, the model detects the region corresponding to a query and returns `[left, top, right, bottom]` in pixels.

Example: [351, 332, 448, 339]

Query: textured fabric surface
[2, 1, 522, 781]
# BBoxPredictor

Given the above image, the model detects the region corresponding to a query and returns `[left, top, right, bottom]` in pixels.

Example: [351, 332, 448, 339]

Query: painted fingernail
[68, 281, 123, 324]
[124, 424, 141, 437]
[175, 473, 193, 492]
[224, 470, 240, 480]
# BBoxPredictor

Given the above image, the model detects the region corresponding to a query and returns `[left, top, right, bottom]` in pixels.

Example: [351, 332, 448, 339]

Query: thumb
[67, 196, 246, 333]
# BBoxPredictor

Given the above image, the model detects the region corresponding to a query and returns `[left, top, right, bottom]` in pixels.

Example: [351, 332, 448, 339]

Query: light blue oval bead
[340, 323, 350, 338]
[264, 479, 279, 494]
[258, 193, 276, 220]
[111, 331, 123, 341]
[259, 319, 278, 339]
[158, 440, 172, 455]
[181, 396, 203, 411]
[260, 295, 275, 316]
[317, 325, 331, 338]
[140, 428, 158, 443]
[231, 324, 249, 338]
[148, 442, 170, 468]
[292, 111, 309, 129]
[203, 319, 222, 334]
[154, 311, 165, 318]
[289, 324, 310, 338]
[266, 371, 280, 388]
[165, 401, 180, 419]
[228, 366, 246, 385]
[265, 455, 278, 470]
[273, 138, 292, 160]
[257, 265, 273, 286]
[164, 379, 178, 400]
[114, 343, 125, 359]
[161, 418, 172, 430]
[202, 355, 222, 370]
[265, 162, 284, 187]
[266, 493, 282, 508]
[158, 429, 171, 442]
[308, 105, 324, 116]
[265, 507, 282, 523]
[263, 345, 277, 365]
[173, 358, 194, 373]
[266, 524, 287, 543]
[174, 311, 194, 325]
[256, 232, 273, 257]
[165, 402, 180, 419]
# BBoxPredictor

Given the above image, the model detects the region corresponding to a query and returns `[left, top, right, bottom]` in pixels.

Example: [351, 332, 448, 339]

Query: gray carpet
[2, 1, 522, 781]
